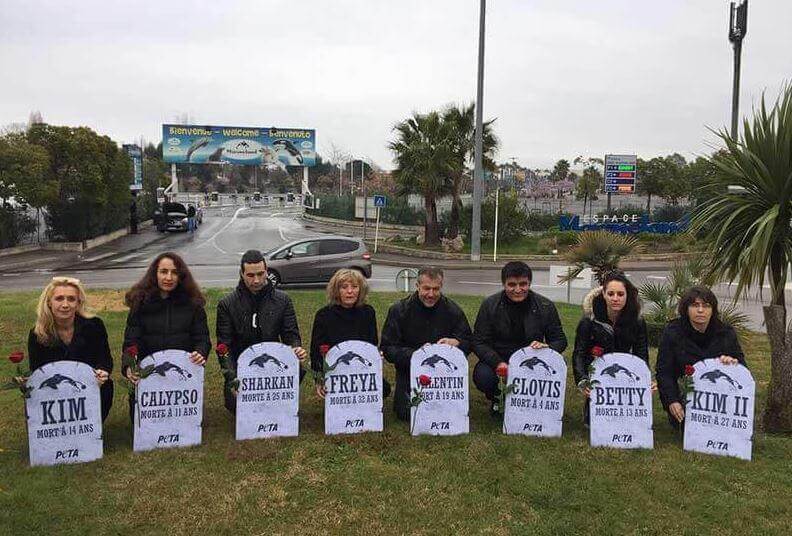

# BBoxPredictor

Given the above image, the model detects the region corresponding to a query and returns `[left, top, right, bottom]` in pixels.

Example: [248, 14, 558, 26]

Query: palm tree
[442, 104, 499, 239]
[690, 84, 792, 431]
[560, 230, 642, 285]
[389, 111, 455, 246]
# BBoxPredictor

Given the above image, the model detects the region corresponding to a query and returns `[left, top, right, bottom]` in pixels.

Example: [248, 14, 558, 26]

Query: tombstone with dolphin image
[410, 344, 469, 436]
[133, 350, 204, 452]
[683, 358, 755, 461]
[590, 352, 653, 449]
[324, 340, 384, 435]
[503, 347, 567, 437]
[236, 342, 300, 440]
[26, 360, 103, 466]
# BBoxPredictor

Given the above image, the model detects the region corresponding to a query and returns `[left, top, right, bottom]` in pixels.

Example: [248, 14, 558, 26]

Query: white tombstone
[133, 350, 204, 452]
[683, 359, 755, 461]
[324, 340, 384, 435]
[504, 347, 567, 437]
[236, 342, 300, 440]
[590, 352, 653, 449]
[410, 344, 469, 436]
[26, 361, 103, 466]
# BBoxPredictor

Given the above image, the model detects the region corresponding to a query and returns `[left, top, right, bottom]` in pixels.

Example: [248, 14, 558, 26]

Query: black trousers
[99, 380, 113, 423]
[472, 361, 501, 402]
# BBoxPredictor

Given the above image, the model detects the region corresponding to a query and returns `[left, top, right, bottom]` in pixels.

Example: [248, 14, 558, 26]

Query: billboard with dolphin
[161, 124, 316, 167]
[26, 360, 103, 467]
[133, 349, 205, 452]
[236, 342, 300, 440]
[683, 358, 755, 461]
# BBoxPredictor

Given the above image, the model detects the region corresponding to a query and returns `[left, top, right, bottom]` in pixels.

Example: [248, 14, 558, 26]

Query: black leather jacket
[472, 290, 567, 369]
[216, 281, 302, 370]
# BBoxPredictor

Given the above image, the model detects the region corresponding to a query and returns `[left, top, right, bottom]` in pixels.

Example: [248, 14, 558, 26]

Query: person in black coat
[572, 271, 649, 425]
[656, 285, 745, 429]
[472, 261, 567, 415]
[27, 277, 113, 421]
[122, 252, 211, 419]
[310, 268, 391, 399]
[216, 249, 307, 413]
[381, 267, 472, 421]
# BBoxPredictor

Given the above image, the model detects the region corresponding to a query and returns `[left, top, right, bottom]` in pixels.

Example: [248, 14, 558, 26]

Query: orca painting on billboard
[26, 361, 103, 466]
[503, 347, 567, 437]
[133, 350, 204, 452]
[410, 344, 469, 436]
[683, 359, 755, 461]
[236, 342, 299, 440]
[590, 353, 653, 450]
[324, 340, 383, 435]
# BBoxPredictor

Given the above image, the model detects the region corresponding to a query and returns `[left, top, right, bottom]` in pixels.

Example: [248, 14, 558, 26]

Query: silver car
[264, 236, 372, 286]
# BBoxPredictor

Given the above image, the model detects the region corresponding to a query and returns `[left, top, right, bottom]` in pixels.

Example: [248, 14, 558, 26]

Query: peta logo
[39, 374, 87, 392]
[420, 355, 458, 371]
[345, 419, 364, 428]
[700, 370, 743, 390]
[430, 421, 450, 430]
[157, 434, 180, 444]
[519, 356, 556, 375]
[600, 364, 640, 382]
[331, 352, 372, 368]
[257, 423, 278, 433]
[249, 353, 289, 370]
[149, 362, 193, 380]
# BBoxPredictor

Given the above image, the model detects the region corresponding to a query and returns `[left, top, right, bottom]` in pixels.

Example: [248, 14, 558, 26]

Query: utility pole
[470, 0, 487, 262]
[362, 160, 368, 240]
[729, 1, 748, 140]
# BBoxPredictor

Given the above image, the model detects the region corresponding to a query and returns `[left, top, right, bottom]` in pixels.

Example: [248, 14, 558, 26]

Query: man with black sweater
[472, 261, 567, 416]
[381, 267, 472, 421]
[216, 249, 307, 413]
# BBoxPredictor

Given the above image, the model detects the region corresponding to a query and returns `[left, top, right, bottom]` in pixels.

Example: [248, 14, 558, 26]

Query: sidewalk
[0, 227, 168, 274]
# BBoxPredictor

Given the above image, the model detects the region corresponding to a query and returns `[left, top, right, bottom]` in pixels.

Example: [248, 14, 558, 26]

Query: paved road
[0, 205, 785, 330]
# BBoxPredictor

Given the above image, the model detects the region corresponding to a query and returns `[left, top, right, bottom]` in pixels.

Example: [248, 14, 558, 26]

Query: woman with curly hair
[27, 276, 114, 421]
[572, 271, 649, 425]
[122, 252, 210, 388]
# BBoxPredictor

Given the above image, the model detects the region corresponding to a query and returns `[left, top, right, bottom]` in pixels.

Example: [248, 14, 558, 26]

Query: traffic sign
[373, 195, 387, 208]
[603, 154, 637, 194]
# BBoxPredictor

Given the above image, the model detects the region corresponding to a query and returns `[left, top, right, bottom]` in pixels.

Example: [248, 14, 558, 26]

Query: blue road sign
[373, 195, 387, 208]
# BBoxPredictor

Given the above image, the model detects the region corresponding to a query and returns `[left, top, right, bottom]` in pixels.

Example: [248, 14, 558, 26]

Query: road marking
[197, 207, 247, 251]
[278, 226, 287, 241]
[646, 275, 667, 280]
[458, 281, 501, 286]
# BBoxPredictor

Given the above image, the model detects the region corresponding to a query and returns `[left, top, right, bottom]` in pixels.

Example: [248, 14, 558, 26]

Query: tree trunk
[762, 305, 792, 431]
[424, 195, 440, 246]
[646, 193, 652, 214]
[448, 175, 461, 239]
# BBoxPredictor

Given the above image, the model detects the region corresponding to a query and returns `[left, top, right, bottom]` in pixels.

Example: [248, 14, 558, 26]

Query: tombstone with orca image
[410, 343, 469, 436]
[590, 353, 653, 449]
[236, 342, 299, 440]
[324, 340, 383, 435]
[683, 359, 755, 461]
[503, 347, 567, 437]
[133, 350, 204, 452]
[26, 361, 103, 466]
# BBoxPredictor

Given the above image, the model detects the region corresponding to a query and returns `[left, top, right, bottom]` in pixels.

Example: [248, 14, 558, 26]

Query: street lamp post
[470, 0, 487, 262]
[729, 1, 748, 140]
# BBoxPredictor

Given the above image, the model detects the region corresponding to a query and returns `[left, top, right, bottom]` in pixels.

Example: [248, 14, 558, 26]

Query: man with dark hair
[381, 266, 472, 421]
[216, 249, 307, 413]
[471, 261, 567, 416]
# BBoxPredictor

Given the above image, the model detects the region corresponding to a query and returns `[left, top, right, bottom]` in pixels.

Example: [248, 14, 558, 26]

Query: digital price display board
[604, 154, 637, 194]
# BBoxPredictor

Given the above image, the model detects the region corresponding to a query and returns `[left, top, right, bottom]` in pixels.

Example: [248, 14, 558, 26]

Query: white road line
[198, 207, 247, 248]
[278, 226, 287, 241]
[457, 280, 501, 286]
[646, 275, 667, 280]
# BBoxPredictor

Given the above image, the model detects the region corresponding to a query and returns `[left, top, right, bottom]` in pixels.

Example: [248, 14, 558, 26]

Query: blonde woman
[27, 277, 113, 421]
[309, 269, 390, 399]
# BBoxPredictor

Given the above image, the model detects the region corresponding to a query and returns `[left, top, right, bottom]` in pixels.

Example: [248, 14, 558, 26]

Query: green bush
[646, 320, 666, 348]
[0, 206, 36, 248]
[652, 204, 690, 222]
[525, 211, 564, 232]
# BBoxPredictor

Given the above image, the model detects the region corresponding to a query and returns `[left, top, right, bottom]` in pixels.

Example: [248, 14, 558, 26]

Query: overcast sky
[2, 1, 790, 170]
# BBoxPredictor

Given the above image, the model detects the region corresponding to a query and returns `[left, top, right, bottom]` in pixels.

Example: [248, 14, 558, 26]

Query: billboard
[604, 154, 636, 194]
[123, 144, 143, 191]
[162, 124, 316, 167]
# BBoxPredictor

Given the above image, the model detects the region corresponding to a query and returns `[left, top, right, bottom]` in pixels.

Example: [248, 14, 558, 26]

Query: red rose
[125, 345, 139, 358]
[684, 364, 695, 376]
[495, 362, 509, 378]
[591, 346, 604, 358]
[418, 374, 431, 387]
[216, 343, 229, 356]
[9, 351, 24, 364]
[319, 344, 330, 357]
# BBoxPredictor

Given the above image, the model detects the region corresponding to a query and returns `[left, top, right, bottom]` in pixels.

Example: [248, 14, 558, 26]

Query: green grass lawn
[1, 288, 790, 534]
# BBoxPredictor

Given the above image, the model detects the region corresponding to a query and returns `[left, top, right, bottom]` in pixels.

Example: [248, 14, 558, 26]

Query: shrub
[0, 206, 37, 248]
[652, 204, 690, 222]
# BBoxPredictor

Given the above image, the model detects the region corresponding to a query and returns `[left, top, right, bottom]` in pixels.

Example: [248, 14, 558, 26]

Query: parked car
[154, 202, 202, 232]
[264, 235, 371, 286]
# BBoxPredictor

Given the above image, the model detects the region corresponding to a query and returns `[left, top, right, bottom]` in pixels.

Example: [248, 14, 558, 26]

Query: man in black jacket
[381, 267, 472, 421]
[216, 249, 307, 413]
[471, 261, 567, 415]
